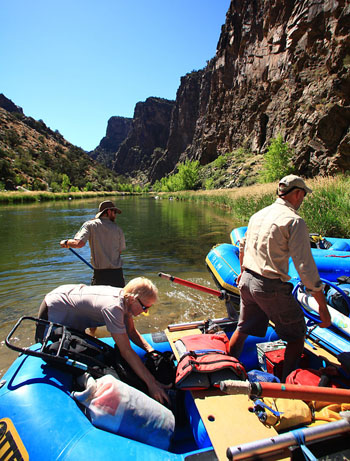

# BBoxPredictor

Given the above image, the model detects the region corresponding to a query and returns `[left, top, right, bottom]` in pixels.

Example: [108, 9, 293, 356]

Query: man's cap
[278, 175, 312, 197]
[95, 200, 122, 218]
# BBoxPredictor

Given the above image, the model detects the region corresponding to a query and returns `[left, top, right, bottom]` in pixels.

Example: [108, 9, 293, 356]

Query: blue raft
[0, 316, 282, 461]
[1, 312, 350, 459]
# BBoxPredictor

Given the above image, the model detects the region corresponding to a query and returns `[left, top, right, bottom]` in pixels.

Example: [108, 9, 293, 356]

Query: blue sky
[1, 1, 230, 151]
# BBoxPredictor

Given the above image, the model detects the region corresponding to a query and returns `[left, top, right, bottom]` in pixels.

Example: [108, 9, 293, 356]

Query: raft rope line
[292, 428, 317, 461]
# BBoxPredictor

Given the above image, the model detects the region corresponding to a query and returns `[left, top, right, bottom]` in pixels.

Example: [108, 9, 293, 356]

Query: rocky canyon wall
[180, 0, 350, 178]
[96, 0, 350, 182]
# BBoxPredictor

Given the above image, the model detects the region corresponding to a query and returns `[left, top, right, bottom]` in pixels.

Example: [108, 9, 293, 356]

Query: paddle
[69, 248, 94, 270]
[220, 379, 350, 404]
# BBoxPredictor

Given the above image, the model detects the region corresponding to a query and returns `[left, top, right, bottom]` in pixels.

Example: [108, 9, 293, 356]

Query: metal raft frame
[226, 412, 350, 460]
[5, 316, 117, 378]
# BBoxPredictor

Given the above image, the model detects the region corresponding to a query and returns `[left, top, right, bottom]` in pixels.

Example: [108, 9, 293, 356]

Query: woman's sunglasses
[136, 297, 152, 314]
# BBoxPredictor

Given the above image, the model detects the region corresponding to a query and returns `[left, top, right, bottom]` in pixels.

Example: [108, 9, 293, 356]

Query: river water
[0, 195, 243, 376]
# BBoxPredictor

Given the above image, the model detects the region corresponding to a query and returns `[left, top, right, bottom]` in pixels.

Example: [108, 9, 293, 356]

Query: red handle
[158, 272, 223, 298]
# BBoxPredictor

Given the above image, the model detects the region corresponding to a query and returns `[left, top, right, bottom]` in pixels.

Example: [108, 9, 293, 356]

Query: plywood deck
[303, 337, 340, 366]
[165, 328, 281, 461]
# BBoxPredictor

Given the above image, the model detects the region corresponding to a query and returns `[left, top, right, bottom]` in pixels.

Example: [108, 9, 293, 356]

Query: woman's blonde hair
[124, 277, 158, 303]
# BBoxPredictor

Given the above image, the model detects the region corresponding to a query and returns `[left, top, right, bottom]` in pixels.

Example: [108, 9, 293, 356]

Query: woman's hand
[147, 380, 171, 406]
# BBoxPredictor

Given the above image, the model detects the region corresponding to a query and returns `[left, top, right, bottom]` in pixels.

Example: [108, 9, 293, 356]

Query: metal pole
[226, 413, 350, 460]
[69, 248, 93, 270]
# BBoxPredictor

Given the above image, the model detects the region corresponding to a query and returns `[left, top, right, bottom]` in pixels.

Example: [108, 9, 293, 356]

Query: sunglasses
[136, 297, 151, 312]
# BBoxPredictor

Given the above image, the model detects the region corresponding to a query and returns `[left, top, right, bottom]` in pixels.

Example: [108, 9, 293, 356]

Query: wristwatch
[64, 239, 69, 247]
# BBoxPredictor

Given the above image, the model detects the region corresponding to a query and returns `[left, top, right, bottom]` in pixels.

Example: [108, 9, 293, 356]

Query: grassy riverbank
[164, 175, 350, 238]
[0, 190, 128, 204]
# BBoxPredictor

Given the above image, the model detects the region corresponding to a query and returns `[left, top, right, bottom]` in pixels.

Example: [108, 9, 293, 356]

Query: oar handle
[220, 379, 350, 404]
[158, 272, 225, 298]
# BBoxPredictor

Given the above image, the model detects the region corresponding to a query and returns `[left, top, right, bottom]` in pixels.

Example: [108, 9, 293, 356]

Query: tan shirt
[240, 198, 322, 292]
[75, 217, 126, 269]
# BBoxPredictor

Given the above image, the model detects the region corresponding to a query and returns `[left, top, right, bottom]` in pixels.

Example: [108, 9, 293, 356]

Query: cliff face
[184, 0, 350, 176]
[150, 71, 205, 181]
[112, 97, 175, 177]
[97, 0, 350, 183]
[90, 116, 132, 168]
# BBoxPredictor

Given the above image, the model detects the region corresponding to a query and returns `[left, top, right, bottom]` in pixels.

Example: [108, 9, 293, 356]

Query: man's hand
[318, 310, 331, 328]
[312, 289, 331, 328]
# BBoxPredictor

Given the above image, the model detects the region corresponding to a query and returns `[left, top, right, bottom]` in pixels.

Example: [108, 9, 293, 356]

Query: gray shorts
[237, 270, 306, 342]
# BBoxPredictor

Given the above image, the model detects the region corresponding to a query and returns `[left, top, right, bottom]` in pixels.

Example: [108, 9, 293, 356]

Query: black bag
[46, 327, 150, 393]
[144, 350, 176, 386]
[309, 234, 332, 249]
[46, 329, 176, 392]
[44, 327, 120, 380]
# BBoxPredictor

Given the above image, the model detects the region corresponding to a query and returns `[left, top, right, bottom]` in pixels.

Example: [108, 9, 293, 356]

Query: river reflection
[0, 196, 243, 376]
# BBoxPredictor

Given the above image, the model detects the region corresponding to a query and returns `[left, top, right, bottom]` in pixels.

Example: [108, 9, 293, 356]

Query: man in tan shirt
[229, 175, 331, 380]
[60, 200, 126, 287]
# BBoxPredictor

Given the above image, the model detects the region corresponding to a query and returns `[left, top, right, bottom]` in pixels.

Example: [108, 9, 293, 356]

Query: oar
[159, 272, 239, 319]
[220, 380, 350, 404]
[158, 272, 227, 299]
[69, 248, 93, 270]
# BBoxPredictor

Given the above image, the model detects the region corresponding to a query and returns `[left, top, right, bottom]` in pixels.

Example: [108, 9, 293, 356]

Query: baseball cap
[278, 175, 312, 196]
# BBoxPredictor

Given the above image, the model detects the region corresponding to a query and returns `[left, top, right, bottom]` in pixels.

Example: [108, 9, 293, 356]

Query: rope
[292, 428, 317, 461]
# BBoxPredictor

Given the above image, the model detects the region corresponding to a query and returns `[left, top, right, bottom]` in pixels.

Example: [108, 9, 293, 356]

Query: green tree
[50, 181, 61, 192]
[259, 135, 294, 183]
[61, 174, 71, 192]
[83, 181, 94, 191]
[176, 160, 200, 190]
[156, 160, 200, 192]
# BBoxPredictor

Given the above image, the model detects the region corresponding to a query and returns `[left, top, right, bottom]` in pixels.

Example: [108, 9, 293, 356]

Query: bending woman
[37, 277, 169, 405]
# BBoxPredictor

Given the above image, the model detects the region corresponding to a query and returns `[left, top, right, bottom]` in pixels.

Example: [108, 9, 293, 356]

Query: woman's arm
[124, 315, 154, 352]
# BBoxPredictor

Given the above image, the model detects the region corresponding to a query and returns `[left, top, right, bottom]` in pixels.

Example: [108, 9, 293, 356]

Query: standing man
[229, 175, 331, 381]
[60, 200, 126, 287]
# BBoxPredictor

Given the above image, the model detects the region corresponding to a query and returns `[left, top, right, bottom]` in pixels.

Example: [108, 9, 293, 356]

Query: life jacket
[286, 367, 350, 391]
[175, 333, 247, 390]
